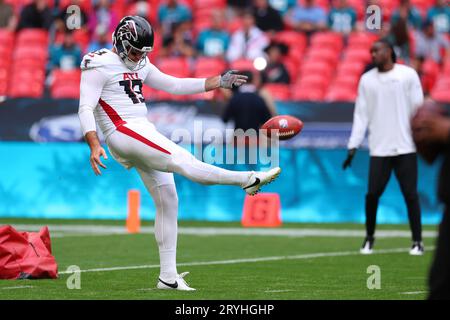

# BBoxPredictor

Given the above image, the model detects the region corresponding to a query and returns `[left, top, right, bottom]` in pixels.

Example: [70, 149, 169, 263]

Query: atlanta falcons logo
[117, 20, 138, 41]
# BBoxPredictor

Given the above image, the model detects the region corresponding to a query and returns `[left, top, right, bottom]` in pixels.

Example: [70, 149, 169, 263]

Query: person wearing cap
[342, 39, 425, 256]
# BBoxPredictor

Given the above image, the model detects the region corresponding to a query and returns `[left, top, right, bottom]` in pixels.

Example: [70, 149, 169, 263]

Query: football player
[78, 16, 281, 291]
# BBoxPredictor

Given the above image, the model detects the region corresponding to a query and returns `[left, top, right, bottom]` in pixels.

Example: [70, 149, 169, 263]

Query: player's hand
[90, 145, 108, 175]
[342, 148, 356, 170]
[219, 70, 248, 89]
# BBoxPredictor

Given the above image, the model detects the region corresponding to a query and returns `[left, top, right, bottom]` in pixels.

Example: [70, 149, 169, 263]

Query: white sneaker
[360, 237, 374, 255]
[157, 272, 196, 291]
[409, 242, 424, 256]
[243, 167, 281, 196]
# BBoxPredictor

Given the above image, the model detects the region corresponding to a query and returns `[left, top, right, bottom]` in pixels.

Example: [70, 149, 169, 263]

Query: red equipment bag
[0, 225, 58, 279]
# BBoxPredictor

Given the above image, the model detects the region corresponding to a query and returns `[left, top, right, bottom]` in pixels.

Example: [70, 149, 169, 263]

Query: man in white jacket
[78, 16, 281, 291]
[343, 39, 424, 255]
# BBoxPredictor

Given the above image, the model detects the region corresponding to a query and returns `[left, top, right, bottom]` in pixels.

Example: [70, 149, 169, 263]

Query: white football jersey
[78, 48, 206, 138]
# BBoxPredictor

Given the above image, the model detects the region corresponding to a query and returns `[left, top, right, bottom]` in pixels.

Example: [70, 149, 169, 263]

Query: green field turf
[0, 219, 439, 300]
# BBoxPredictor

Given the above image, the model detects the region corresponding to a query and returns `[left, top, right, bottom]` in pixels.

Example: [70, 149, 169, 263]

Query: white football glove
[219, 70, 248, 89]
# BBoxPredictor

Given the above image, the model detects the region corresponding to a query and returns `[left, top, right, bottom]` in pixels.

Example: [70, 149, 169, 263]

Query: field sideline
[0, 219, 440, 300]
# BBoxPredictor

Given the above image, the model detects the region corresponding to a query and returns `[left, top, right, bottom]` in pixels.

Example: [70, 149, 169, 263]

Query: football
[261, 115, 304, 140]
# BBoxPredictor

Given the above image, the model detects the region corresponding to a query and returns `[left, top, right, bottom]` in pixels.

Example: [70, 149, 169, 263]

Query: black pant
[365, 153, 422, 241]
[428, 207, 450, 299]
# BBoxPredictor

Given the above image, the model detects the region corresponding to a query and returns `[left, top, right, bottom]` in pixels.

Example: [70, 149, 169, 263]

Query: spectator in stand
[197, 10, 230, 58]
[268, 0, 296, 16]
[54, 0, 88, 34]
[88, 0, 118, 38]
[226, 9, 269, 62]
[391, 0, 422, 30]
[87, 25, 112, 53]
[0, 0, 16, 30]
[49, 29, 82, 71]
[328, 0, 357, 35]
[284, 0, 327, 35]
[158, 0, 192, 40]
[426, 0, 450, 34]
[261, 42, 290, 84]
[160, 21, 196, 58]
[387, 17, 412, 64]
[252, 0, 284, 33]
[17, 0, 53, 30]
[415, 19, 450, 64]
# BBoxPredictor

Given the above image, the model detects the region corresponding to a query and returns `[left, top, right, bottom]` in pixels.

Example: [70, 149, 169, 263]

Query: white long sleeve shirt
[226, 26, 269, 62]
[347, 64, 424, 156]
[78, 49, 206, 138]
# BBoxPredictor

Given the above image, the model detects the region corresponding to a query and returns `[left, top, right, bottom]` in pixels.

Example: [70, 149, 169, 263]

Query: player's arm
[144, 64, 247, 94]
[78, 68, 108, 176]
[343, 77, 369, 169]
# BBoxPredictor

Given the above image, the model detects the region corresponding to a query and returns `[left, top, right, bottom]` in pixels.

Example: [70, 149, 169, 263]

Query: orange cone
[242, 193, 282, 227]
[126, 190, 141, 233]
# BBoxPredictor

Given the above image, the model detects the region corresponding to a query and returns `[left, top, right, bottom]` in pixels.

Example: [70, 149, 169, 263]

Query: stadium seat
[291, 85, 325, 101]
[51, 84, 80, 99]
[14, 46, 48, 62]
[310, 32, 343, 52]
[263, 84, 291, 101]
[230, 59, 255, 72]
[325, 88, 357, 102]
[431, 89, 450, 103]
[305, 47, 339, 66]
[8, 81, 44, 98]
[16, 29, 48, 47]
[296, 73, 330, 92]
[298, 61, 334, 80]
[329, 74, 360, 91]
[194, 0, 226, 7]
[336, 61, 365, 78]
[343, 48, 372, 64]
[432, 76, 450, 92]
[194, 57, 226, 77]
[0, 29, 14, 48]
[276, 31, 307, 55]
[155, 57, 191, 77]
[421, 59, 440, 93]
[347, 32, 379, 50]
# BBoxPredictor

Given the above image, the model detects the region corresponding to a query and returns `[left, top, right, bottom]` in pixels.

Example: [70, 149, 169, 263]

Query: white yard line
[59, 247, 431, 275]
[400, 291, 427, 295]
[9, 224, 438, 239]
[1, 285, 34, 290]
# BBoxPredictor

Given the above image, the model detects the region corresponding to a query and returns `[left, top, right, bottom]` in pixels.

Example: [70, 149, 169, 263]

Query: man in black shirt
[412, 100, 450, 299]
[252, 0, 284, 32]
[222, 71, 272, 133]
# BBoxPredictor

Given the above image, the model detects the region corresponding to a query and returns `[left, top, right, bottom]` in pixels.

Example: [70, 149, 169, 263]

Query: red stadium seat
[421, 59, 440, 93]
[431, 89, 450, 103]
[433, 76, 450, 91]
[0, 29, 14, 48]
[194, 0, 226, 7]
[325, 87, 357, 102]
[343, 48, 372, 64]
[336, 61, 365, 77]
[14, 46, 48, 62]
[310, 32, 344, 52]
[230, 59, 255, 72]
[296, 73, 330, 92]
[194, 57, 226, 77]
[8, 81, 44, 98]
[347, 32, 379, 50]
[299, 61, 334, 80]
[291, 85, 325, 101]
[17, 29, 48, 47]
[304, 47, 340, 66]
[51, 84, 80, 99]
[263, 84, 291, 101]
[329, 74, 360, 91]
[276, 31, 307, 55]
[155, 57, 191, 77]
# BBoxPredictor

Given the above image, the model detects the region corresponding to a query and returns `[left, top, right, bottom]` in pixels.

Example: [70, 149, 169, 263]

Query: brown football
[261, 115, 304, 140]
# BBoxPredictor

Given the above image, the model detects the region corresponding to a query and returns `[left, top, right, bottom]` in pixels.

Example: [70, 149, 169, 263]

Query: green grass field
[0, 219, 439, 300]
